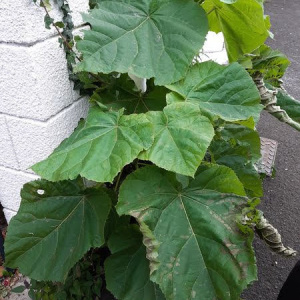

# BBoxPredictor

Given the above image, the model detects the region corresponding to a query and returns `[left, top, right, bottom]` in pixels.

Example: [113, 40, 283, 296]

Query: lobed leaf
[32, 106, 153, 182]
[5, 179, 111, 282]
[117, 165, 257, 300]
[167, 62, 263, 122]
[139, 103, 215, 177]
[202, 0, 269, 62]
[75, 0, 208, 85]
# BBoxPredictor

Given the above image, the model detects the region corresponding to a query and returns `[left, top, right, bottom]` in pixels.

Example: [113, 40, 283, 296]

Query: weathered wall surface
[0, 0, 90, 222]
[0, 0, 227, 222]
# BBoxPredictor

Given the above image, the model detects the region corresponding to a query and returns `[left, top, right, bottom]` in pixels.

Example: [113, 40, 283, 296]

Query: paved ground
[243, 0, 300, 299]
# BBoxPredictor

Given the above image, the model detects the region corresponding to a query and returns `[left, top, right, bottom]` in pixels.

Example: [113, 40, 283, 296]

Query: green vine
[37, 0, 103, 94]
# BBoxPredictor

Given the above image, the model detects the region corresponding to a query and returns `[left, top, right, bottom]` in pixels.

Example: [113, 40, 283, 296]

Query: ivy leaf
[202, 0, 269, 61]
[105, 225, 165, 300]
[54, 21, 65, 29]
[44, 15, 54, 30]
[167, 62, 263, 122]
[92, 75, 168, 114]
[117, 165, 257, 300]
[32, 107, 153, 182]
[5, 179, 111, 282]
[139, 103, 215, 177]
[209, 124, 263, 197]
[40, 0, 52, 10]
[75, 0, 208, 85]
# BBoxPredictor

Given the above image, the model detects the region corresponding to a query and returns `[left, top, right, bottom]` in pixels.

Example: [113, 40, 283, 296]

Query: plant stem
[40, 0, 105, 84]
[256, 211, 297, 257]
[114, 169, 123, 192]
[134, 159, 139, 170]
[254, 74, 300, 131]
[40, 0, 81, 61]
[206, 7, 216, 15]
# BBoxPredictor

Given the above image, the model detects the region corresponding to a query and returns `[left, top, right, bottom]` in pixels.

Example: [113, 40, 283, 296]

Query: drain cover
[257, 137, 278, 176]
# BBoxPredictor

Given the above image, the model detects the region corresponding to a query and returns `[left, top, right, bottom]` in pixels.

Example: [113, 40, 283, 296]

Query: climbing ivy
[5, 0, 300, 299]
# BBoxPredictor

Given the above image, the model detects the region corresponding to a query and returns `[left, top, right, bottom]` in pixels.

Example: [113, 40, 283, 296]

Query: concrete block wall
[0, 0, 90, 222]
[0, 1, 227, 223]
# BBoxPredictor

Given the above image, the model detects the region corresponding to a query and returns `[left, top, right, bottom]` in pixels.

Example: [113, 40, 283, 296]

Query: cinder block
[68, 0, 90, 27]
[0, 0, 60, 44]
[0, 167, 39, 212]
[203, 31, 225, 53]
[200, 50, 229, 65]
[0, 115, 19, 170]
[6, 97, 89, 171]
[0, 37, 77, 121]
[3, 208, 17, 223]
[0, 0, 89, 44]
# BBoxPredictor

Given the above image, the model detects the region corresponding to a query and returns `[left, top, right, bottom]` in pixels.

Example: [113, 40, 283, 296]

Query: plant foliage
[5, 179, 111, 282]
[202, 0, 270, 61]
[75, 0, 209, 85]
[117, 165, 256, 300]
[5, 0, 300, 299]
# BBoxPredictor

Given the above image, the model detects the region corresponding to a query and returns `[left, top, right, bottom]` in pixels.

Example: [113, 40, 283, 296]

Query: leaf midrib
[87, 10, 152, 62]
[14, 196, 86, 263]
[50, 125, 116, 158]
[178, 195, 218, 298]
[150, 191, 242, 298]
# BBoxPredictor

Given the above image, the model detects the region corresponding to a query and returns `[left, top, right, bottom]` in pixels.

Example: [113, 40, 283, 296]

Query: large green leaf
[117, 165, 256, 300]
[139, 103, 215, 177]
[32, 106, 153, 182]
[275, 89, 300, 124]
[92, 75, 168, 114]
[167, 62, 263, 122]
[202, 0, 269, 61]
[209, 124, 263, 197]
[75, 0, 208, 85]
[5, 179, 111, 282]
[193, 164, 246, 196]
[105, 225, 165, 300]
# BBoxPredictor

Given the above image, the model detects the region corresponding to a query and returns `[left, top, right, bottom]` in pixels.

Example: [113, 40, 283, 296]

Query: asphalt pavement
[243, 0, 300, 299]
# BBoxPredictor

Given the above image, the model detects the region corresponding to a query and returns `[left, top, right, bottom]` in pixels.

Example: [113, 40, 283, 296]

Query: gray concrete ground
[243, 0, 300, 299]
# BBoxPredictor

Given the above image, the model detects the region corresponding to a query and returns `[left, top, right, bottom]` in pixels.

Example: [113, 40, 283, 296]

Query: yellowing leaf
[118, 165, 256, 300]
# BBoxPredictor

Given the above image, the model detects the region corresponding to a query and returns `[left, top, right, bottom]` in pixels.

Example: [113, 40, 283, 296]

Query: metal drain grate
[257, 137, 278, 176]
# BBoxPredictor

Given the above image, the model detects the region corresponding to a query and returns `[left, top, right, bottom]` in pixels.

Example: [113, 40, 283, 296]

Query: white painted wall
[0, 1, 227, 222]
[0, 0, 90, 222]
